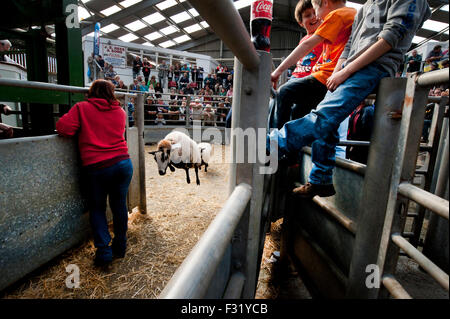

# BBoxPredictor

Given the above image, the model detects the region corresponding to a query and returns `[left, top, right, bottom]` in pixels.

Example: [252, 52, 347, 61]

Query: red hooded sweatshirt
[56, 98, 129, 167]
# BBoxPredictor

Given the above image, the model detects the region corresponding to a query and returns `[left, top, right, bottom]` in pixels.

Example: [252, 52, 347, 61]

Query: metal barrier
[0, 80, 147, 291]
[159, 183, 252, 298]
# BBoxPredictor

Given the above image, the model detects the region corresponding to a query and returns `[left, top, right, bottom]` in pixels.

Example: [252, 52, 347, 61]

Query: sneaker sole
[292, 189, 336, 198]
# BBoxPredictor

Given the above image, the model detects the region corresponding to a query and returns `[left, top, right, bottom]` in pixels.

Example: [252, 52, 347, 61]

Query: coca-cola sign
[251, 0, 273, 20]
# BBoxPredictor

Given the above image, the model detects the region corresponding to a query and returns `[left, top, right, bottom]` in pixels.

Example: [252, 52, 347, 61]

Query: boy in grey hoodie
[268, 0, 431, 198]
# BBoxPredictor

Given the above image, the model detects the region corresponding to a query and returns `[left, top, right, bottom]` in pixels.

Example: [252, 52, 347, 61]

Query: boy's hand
[326, 68, 351, 92]
[271, 70, 281, 89]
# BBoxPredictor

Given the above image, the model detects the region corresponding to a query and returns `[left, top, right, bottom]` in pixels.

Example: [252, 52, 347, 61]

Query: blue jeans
[85, 158, 133, 261]
[275, 75, 348, 159]
[268, 63, 388, 185]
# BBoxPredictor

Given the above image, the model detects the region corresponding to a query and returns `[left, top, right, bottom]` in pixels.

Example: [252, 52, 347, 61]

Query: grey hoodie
[340, 0, 431, 76]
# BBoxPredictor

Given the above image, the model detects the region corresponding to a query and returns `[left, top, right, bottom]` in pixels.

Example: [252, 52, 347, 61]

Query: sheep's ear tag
[171, 143, 181, 150]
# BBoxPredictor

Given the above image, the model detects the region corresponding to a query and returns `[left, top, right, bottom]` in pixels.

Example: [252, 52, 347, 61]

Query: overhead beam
[81, 0, 164, 36]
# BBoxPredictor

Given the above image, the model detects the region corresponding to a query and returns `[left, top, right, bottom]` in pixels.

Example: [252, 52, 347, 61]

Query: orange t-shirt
[312, 7, 356, 85]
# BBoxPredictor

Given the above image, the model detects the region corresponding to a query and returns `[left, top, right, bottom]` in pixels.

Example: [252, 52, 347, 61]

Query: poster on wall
[102, 44, 127, 69]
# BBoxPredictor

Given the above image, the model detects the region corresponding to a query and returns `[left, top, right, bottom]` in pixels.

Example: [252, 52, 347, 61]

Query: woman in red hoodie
[56, 80, 133, 267]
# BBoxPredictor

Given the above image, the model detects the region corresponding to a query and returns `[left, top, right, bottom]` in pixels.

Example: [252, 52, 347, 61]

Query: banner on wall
[102, 44, 127, 69]
[93, 22, 101, 56]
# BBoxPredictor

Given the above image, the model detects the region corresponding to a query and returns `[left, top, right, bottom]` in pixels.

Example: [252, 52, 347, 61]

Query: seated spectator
[204, 87, 213, 103]
[154, 82, 163, 99]
[168, 78, 178, 90]
[204, 73, 214, 89]
[219, 87, 227, 97]
[441, 88, 449, 97]
[129, 78, 140, 91]
[169, 88, 177, 100]
[216, 102, 228, 125]
[155, 113, 166, 126]
[112, 75, 120, 87]
[167, 101, 180, 125]
[139, 81, 148, 92]
[179, 101, 187, 122]
[226, 86, 233, 98]
[179, 72, 190, 89]
[214, 82, 220, 94]
[202, 104, 215, 126]
[104, 65, 117, 82]
[148, 75, 157, 89]
[190, 99, 203, 122]
[426, 45, 443, 64]
[224, 74, 233, 90]
[116, 80, 127, 90]
[406, 50, 422, 73]
[184, 82, 195, 95]
[145, 96, 157, 124]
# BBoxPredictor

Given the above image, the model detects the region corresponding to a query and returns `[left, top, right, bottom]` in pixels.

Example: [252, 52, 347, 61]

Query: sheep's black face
[152, 149, 170, 175]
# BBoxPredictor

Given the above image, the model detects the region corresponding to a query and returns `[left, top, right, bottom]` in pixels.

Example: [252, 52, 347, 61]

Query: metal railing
[371, 70, 449, 299]
[159, 183, 252, 298]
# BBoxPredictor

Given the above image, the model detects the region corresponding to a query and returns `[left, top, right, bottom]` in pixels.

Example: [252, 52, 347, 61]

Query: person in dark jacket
[56, 80, 133, 268]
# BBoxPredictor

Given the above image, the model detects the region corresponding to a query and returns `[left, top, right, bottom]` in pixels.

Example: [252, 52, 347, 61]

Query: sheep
[197, 142, 212, 172]
[149, 131, 202, 185]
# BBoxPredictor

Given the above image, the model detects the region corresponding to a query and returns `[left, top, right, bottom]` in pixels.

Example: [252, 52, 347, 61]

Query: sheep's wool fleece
[165, 131, 201, 164]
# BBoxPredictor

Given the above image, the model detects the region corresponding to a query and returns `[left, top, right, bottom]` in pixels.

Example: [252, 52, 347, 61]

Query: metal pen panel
[397, 182, 449, 219]
[391, 234, 449, 291]
[159, 183, 252, 299]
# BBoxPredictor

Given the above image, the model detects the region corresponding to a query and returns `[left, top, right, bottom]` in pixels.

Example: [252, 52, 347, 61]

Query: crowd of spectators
[87, 54, 235, 127]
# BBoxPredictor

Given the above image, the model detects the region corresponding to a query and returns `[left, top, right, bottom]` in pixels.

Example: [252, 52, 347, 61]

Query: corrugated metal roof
[71, 0, 448, 50]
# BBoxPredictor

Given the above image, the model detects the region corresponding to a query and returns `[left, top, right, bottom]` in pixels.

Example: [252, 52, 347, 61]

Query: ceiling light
[174, 35, 190, 43]
[142, 12, 165, 25]
[200, 21, 209, 28]
[156, 0, 177, 11]
[171, 11, 191, 23]
[184, 24, 202, 33]
[188, 8, 199, 17]
[125, 20, 146, 31]
[159, 40, 176, 48]
[119, 33, 139, 42]
[101, 24, 120, 33]
[100, 5, 121, 16]
[145, 32, 163, 41]
[160, 25, 179, 35]
[421, 20, 449, 33]
[119, 0, 142, 8]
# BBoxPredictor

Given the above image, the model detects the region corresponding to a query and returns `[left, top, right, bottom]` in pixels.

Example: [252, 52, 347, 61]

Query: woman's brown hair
[88, 79, 118, 102]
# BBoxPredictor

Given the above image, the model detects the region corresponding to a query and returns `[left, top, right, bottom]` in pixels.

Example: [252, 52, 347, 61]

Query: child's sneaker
[292, 182, 336, 198]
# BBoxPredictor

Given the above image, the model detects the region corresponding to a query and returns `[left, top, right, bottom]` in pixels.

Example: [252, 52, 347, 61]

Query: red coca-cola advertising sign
[251, 0, 273, 20]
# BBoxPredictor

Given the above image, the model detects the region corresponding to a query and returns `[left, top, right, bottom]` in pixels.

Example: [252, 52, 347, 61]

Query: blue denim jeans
[85, 158, 133, 262]
[268, 63, 388, 185]
[274, 75, 348, 159]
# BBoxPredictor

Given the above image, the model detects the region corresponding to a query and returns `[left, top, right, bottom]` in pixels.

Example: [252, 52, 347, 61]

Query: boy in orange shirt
[272, 0, 355, 158]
